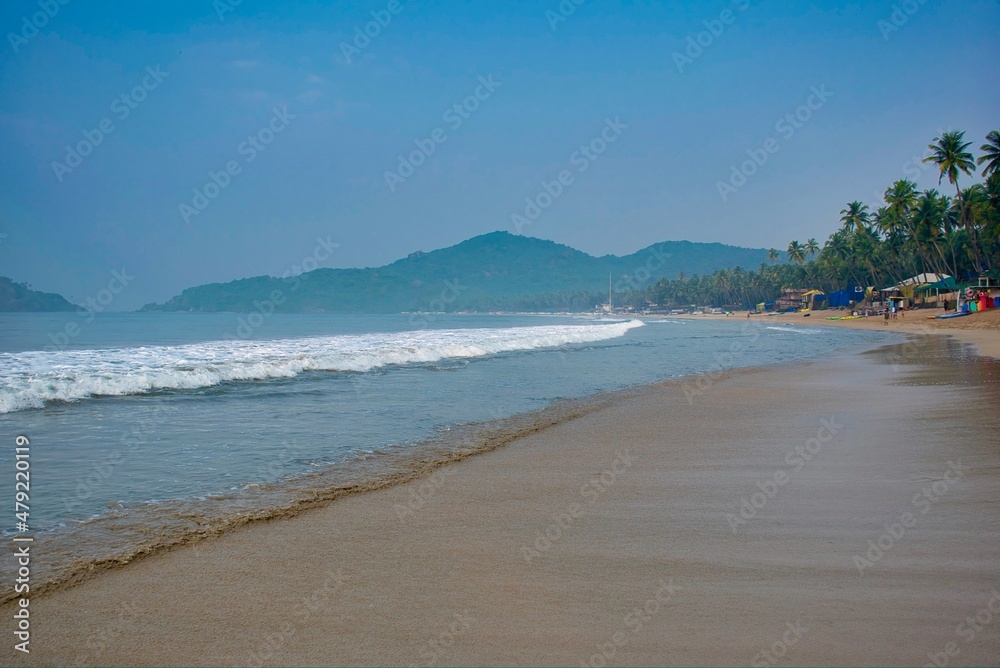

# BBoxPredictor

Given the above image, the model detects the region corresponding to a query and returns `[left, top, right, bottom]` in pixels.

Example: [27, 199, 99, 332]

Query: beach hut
[777, 288, 823, 312]
[801, 289, 825, 310]
[881, 273, 952, 309]
[914, 276, 957, 307]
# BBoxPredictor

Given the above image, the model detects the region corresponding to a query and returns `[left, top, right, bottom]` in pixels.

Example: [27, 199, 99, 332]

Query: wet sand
[752, 306, 1000, 358]
[4, 337, 999, 666]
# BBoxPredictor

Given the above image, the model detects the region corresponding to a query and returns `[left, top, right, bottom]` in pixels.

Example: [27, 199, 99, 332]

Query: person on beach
[900, 306, 905, 318]
[884, 308, 890, 325]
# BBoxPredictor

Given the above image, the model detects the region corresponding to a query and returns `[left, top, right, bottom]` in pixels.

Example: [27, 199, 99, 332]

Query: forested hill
[0, 277, 77, 312]
[141, 231, 772, 313]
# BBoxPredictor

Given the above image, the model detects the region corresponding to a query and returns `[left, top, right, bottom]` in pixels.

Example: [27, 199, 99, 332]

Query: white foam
[0, 320, 645, 413]
[765, 326, 821, 334]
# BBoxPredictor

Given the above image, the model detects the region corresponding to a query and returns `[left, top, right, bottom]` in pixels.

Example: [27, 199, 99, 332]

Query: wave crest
[0, 320, 644, 413]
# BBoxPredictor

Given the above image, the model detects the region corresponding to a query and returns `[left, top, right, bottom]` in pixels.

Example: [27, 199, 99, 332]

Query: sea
[0, 312, 894, 597]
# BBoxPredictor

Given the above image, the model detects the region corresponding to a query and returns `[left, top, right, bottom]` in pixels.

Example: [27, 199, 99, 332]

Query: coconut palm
[924, 131, 980, 268]
[786, 240, 806, 265]
[924, 131, 976, 193]
[839, 201, 870, 232]
[910, 190, 951, 276]
[641, 133, 997, 313]
[984, 172, 1000, 249]
[804, 238, 819, 258]
[883, 180, 918, 236]
[978, 129, 1000, 177]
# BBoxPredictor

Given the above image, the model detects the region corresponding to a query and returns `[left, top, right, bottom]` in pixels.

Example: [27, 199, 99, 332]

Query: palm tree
[839, 201, 870, 232]
[804, 238, 819, 258]
[956, 184, 994, 270]
[883, 180, 917, 236]
[910, 190, 951, 277]
[978, 129, 1000, 177]
[637, 133, 995, 314]
[786, 240, 806, 265]
[825, 229, 864, 289]
[925, 131, 976, 193]
[924, 131, 979, 268]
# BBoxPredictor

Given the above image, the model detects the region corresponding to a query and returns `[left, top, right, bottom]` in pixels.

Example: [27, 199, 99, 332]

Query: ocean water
[0, 312, 892, 596]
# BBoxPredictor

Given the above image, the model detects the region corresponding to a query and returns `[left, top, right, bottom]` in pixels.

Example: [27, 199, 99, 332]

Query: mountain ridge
[141, 231, 775, 313]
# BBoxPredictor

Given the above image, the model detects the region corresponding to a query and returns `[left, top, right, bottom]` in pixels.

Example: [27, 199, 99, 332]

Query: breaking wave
[0, 320, 645, 413]
[765, 326, 821, 334]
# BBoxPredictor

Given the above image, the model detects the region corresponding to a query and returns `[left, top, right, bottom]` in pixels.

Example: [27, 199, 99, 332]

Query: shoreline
[0, 390, 619, 606]
[775, 307, 1000, 358]
[0, 317, 884, 605]
[663, 307, 1000, 358]
[4, 334, 998, 665]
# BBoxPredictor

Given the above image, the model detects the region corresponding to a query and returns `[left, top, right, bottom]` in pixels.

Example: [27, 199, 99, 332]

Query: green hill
[0, 276, 77, 312]
[141, 232, 773, 313]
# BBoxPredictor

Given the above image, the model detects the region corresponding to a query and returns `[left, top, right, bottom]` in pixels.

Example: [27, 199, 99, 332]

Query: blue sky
[1, 0, 998, 308]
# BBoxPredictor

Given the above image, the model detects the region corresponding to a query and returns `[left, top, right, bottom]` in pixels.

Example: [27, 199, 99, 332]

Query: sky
[0, 0, 997, 309]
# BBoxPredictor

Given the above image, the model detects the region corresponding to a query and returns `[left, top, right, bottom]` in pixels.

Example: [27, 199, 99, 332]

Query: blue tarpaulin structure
[826, 288, 855, 308]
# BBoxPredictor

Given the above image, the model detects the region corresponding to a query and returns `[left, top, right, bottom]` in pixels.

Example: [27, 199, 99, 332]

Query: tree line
[647, 130, 1000, 309]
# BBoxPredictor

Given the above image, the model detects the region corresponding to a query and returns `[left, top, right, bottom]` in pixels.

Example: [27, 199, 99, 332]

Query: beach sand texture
[758, 305, 1000, 358]
[3, 335, 999, 666]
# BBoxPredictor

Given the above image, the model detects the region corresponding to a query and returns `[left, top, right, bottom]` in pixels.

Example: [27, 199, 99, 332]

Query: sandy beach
[4, 327, 999, 666]
[749, 307, 1000, 358]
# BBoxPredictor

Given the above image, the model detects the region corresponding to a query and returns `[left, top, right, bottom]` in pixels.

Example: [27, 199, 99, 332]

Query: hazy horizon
[1, 0, 998, 309]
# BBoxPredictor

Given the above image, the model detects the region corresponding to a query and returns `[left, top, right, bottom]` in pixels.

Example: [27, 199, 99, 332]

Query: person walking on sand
[884, 307, 890, 325]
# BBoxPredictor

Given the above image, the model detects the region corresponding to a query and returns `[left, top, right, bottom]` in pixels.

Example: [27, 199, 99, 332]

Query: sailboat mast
[609, 271, 613, 311]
